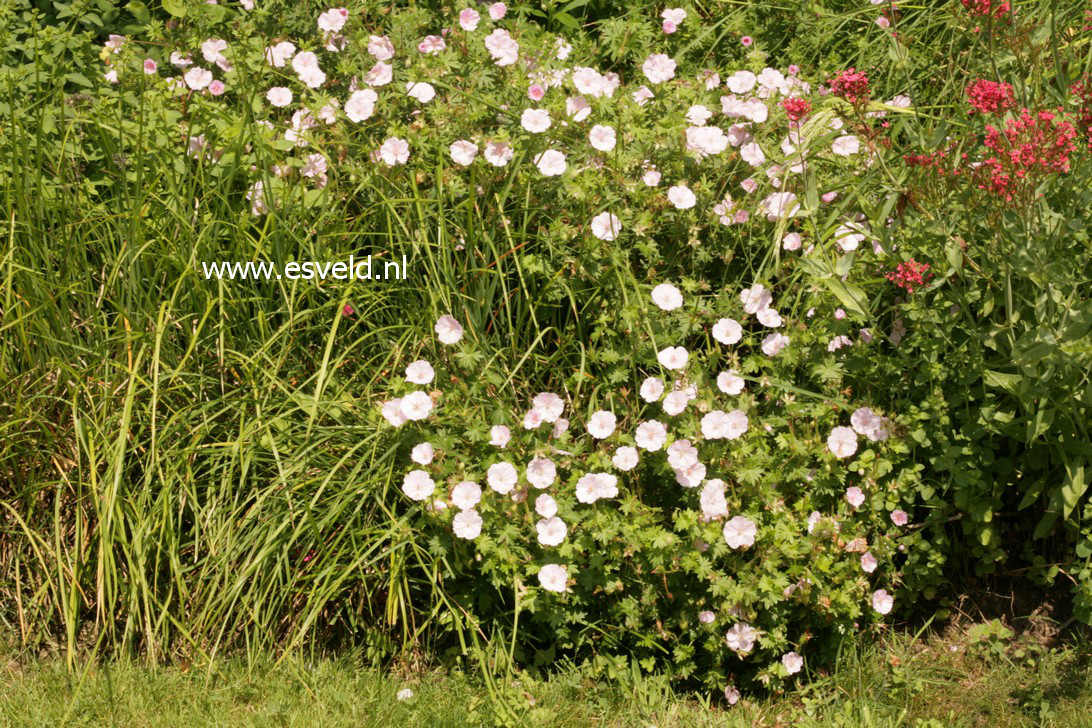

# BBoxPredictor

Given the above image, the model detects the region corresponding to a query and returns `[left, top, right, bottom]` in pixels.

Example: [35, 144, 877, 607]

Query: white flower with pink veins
[586, 410, 617, 439]
[451, 481, 482, 510]
[484, 141, 514, 167]
[724, 621, 758, 653]
[449, 140, 478, 166]
[740, 142, 766, 167]
[717, 370, 746, 395]
[674, 461, 706, 488]
[827, 426, 858, 459]
[662, 390, 689, 416]
[266, 87, 292, 107]
[536, 516, 567, 546]
[345, 89, 378, 122]
[534, 150, 567, 176]
[368, 35, 395, 61]
[872, 589, 894, 614]
[701, 410, 748, 440]
[318, 8, 348, 33]
[782, 652, 804, 675]
[686, 125, 728, 157]
[452, 509, 483, 539]
[612, 446, 639, 471]
[410, 442, 434, 465]
[532, 392, 564, 422]
[641, 53, 677, 84]
[378, 137, 410, 166]
[651, 283, 683, 311]
[712, 318, 743, 345]
[402, 470, 435, 501]
[726, 70, 756, 94]
[656, 346, 689, 370]
[740, 284, 772, 314]
[861, 552, 878, 573]
[588, 124, 617, 151]
[381, 399, 407, 427]
[700, 480, 729, 519]
[458, 8, 481, 31]
[640, 377, 665, 402]
[399, 391, 433, 421]
[406, 81, 435, 103]
[761, 332, 790, 356]
[183, 67, 213, 90]
[521, 108, 551, 133]
[832, 135, 860, 156]
[723, 516, 757, 549]
[404, 360, 434, 384]
[538, 563, 568, 592]
[634, 420, 668, 451]
[489, 425, 510, 448]
[525, 457, 557, 489]
[667, 439, 699, 469]
[756, 307, 782, 328]
[590, 212, 622, 241]
[575, 472, 618, 503]
[667, 184, 696, 209]
[434, 315, 463, 344]
[486, 462, 519, 494]
[535, 493, 557, 518]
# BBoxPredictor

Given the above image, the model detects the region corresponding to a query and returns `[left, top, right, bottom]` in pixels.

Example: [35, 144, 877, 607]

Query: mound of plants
[1, 0, 1089, 706]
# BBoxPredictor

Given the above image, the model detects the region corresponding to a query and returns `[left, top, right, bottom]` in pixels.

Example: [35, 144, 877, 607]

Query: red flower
[975, 108, 1078, 203]
[962, 0, 1010, 18]
[966, 79, 1014, 115]
[781, 97, 811, 123]
[829, 68, 870, 106]
[886, 260, 931, 293]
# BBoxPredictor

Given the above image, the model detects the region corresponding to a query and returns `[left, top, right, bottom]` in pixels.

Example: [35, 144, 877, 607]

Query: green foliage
[0, 0, 1090, 710]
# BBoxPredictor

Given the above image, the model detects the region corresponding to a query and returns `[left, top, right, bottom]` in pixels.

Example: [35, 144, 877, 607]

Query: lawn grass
[3, 624, 1090, 727]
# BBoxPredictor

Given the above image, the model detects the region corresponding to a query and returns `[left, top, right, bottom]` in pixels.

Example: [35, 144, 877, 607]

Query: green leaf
[1060, 458, 1087, 520]
[552, 11, 579, 30]
[161, 0, 188, 18]
[983, 369, 1021, 395]
[817, 277, 869, 320]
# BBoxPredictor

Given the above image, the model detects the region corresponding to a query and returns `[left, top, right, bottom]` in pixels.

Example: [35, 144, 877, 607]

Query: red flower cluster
[829, 68, 870, 106]
[781, 97, 811, 123]
[966, 79, 1014, 115]
[961, 0, 1010, 18]
[886, 260, 931, 293]
[976, 109, 1078, 203]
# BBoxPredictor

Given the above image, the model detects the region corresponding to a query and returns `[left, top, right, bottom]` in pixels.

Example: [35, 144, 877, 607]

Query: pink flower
[723, 516, 757, 549]
[378, 137, 410, 166]
[872, 589, 894, 614]
[143, 58, 158, 74]
[890, 509, 909, 526]
[641, 53, 677, 84]
[845, 486, 866, 509]
[459, 8, 481, 31]
[266, 86, 293, 107]
[861, 552, 878, 573]
[418, 35, 447, 54]
[827, 426, 858, 458]
[782, 651, 804, 675]
[183, 67, 213, 90]
[741, 36, 753, 46]
[651, 283, 683, 311]
[208, 80, 224, 96]
[528, 83, 546, 101]
[489, 3, 507, 20]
